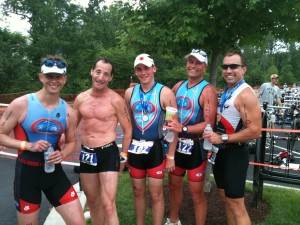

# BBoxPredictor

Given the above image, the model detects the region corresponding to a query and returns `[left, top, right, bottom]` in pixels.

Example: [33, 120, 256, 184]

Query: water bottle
[44, 146, 55, 173]
[165, 129, 174, 142]
[203, 124, 213, 150]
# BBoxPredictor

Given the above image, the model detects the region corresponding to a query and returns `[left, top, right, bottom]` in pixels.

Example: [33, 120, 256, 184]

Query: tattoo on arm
[244, 104, 251, 124]
[204, 99, 210, 118]
[1, 111, 12, 126]
[123, 106, 131, 123]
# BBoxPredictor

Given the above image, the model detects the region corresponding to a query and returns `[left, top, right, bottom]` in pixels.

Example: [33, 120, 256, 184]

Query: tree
[115, 0, 300, 86]
[0, 28, 34, 94]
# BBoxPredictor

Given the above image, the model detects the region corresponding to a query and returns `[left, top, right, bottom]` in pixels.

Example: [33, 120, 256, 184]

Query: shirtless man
[73, 57, 132, 225]
[0, 55, 86, 225]
[124, 53, 178, 225]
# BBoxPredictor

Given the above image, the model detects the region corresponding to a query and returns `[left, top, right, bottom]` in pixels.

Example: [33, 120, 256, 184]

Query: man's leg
[219, 189, 251, 225]
[17, 210, 39, 225]
[188, 180, 207, 225]
[148, 177, 164, 225]
[99, 171, 120, 225]
[167, 173, 184, 223]
[131, 177, 147, 225]
[55, 199, 86, 225]
[80, 173, 104, 225]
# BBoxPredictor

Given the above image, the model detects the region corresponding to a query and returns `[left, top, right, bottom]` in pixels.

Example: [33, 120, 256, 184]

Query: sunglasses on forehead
[191, 49, 207, 57]
[221, 64, 244, 70]
[42, 59, 67, 69]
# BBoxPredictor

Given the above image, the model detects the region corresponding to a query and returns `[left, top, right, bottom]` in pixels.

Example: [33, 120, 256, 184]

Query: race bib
[128, 139, 154, 154]
[176, 138, 194, 155]
[79, 150, 98, 166]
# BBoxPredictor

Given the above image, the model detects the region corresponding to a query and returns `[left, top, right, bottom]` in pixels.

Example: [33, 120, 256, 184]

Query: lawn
[86, 172, 300, 225]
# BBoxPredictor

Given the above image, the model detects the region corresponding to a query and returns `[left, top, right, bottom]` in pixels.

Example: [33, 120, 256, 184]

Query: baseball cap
[134, 54, 155, 68]
[41, 59, 67, 75]
[270, 74, 279, 79]
[185, 49, 208, 65]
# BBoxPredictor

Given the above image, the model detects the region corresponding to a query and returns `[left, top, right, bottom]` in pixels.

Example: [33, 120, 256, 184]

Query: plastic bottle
[44, 146, 55, 173]
[203, 124, 213, 150]
[165, 129, 174, 142]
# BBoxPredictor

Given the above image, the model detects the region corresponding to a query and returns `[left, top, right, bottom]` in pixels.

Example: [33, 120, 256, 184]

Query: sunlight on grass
[86, 173, 300, 225]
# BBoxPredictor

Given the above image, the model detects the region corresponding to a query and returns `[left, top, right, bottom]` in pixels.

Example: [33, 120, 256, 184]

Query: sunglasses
[43, 59, 67, 69]
[191, 49, 207, 57]
[221, 64, 244, 70]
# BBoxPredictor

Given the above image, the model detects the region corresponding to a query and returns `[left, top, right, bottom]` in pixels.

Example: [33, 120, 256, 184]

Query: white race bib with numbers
[176, 138, 194, 155]
[79, 150, 98, 166]
[128, 139, 154, 154]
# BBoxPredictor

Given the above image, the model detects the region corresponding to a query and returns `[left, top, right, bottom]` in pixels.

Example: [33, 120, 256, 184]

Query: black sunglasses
[43, 59, 67, 69]
[221, 64, 244, 70]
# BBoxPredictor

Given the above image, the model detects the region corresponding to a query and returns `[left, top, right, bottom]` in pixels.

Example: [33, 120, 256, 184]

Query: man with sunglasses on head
[165, 49, 218, 225]
[257, 74, 282, 106]
[0, 55, 86, 225]
[73, 57, 132, 225]
[203, 50, 261, 225]
[124, 53, 178, 225]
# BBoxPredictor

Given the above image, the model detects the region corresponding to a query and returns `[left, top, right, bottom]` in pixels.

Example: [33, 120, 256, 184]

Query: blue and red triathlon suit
[13, 93, 78, 214]
[127, 83, 166, 179]
[171, 79, 209, 182]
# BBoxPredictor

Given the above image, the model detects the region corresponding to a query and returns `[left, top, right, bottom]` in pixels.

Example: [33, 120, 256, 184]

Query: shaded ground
[148, 183, 270, 225]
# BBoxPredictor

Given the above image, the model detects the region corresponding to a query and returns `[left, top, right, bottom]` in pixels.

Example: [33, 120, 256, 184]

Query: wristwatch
[221, 134, 229, 144]
[182, 126, 188, 133]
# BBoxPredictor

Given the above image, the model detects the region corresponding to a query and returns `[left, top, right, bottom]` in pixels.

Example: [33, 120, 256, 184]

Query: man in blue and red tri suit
[0, 55, 85, 225]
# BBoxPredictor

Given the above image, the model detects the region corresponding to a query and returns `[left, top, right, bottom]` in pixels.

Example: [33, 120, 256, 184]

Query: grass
[86, 172, 300, 225]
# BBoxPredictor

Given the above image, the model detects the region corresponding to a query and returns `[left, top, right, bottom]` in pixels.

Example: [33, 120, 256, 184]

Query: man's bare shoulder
[172, 80, 185, 92]
[161, 85, 175, 97]
[237, 86, 260, 106]
[8, 95, 28, 111]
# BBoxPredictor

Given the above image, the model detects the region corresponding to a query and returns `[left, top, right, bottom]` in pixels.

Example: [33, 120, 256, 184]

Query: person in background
[165, 49, 218, 225]
[124, 53, 178, 225]
[203, 50, 261, 225]
[257, 74, 282, 106]
[0, 55, 86, 225]
[73, 57, 132, 225]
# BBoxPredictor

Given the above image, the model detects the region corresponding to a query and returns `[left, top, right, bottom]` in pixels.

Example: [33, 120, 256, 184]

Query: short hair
[92, 57, 115, 76]
[224, 50, 246, 66]
[40, 55, 68, 67]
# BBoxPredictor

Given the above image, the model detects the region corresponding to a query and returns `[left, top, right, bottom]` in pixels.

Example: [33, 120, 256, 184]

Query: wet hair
[92, 57, 115, 76]
[224, 50, 246, 66]
[40, 55, 68, 67]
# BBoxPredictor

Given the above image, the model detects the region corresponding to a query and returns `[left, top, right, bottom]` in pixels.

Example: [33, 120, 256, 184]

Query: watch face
[183, 126, 188, 132]
[222, 134, 228, 141]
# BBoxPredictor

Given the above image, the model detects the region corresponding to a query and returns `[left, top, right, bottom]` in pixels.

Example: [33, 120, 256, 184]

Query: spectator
[257, 74, 282, 106]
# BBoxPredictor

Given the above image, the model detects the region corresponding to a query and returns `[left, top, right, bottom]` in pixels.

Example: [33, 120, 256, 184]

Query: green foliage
[1, 0, 300, 95]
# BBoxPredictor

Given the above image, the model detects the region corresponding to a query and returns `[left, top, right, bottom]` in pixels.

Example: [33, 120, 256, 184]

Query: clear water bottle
[165, 129, 174, 142]
[44, 146, 55, 173]
[203, 124, 213, 150]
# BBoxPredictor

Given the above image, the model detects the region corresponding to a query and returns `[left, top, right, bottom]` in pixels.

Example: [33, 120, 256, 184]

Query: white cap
[185, 49, 208, 65]
[134, 54, 155, 68]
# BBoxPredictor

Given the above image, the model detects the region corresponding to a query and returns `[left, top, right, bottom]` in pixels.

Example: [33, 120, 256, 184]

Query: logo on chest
[31, 119, 63, 134]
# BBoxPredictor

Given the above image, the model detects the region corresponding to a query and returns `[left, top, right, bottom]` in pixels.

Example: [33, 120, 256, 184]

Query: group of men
[0, 49, 262, 225]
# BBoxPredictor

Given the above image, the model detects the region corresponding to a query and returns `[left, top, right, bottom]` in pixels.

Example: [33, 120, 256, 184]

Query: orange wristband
[20, 141, 27, 150]
[166, 154, 174, 160]
[121, 152, 128, 157]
